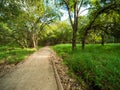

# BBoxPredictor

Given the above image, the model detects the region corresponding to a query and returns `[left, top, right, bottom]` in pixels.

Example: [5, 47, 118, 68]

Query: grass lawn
[53, 44, 120, 90]
[0, 46, 36, 64]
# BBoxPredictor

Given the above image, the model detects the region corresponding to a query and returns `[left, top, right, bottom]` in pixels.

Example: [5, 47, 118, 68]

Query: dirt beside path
[0, 47, 58, 90]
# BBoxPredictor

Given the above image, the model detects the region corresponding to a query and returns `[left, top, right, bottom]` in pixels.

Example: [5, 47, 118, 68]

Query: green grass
[52, 44, 120, 90]
[0, 46, 36, 64]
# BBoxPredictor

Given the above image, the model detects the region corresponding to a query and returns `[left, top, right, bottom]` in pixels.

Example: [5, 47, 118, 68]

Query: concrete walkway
[0, 47, 58, 90]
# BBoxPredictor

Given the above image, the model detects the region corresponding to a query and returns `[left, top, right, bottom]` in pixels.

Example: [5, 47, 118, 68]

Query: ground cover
[0, 46, 35, 64]
[53, 44, 120, 90]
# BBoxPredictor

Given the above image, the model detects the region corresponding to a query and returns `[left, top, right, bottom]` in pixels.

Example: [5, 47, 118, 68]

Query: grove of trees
[1, 1, 120, 90]
[0, 0, 120, 50]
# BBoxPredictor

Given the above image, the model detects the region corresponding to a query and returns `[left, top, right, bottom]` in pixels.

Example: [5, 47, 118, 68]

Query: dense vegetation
[0, 0, 120, 49]
[0, 0, 120, 89]
[53, 44, 120, 90]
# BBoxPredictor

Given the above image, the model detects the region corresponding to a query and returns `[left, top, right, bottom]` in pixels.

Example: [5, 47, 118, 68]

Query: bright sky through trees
[60, 7, 88, 21]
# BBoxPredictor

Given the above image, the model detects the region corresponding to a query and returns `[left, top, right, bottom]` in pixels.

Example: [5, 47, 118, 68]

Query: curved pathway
[0, 47, 58, 90]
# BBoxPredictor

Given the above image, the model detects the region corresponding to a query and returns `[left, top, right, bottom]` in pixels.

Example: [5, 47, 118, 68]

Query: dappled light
[0, 0, 120, 90]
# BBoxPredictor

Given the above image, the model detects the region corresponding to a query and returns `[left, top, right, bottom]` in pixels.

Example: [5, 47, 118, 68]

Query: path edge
[50, 53, 64, 90]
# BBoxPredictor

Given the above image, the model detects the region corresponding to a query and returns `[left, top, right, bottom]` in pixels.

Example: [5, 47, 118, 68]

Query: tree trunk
[72, 18, 78, 51]
[82, 35, 86, 50]
[32, 34, 38, 48]
[82, 30, 88, 50]
[72, 29, 77, 50]
[72, 2, 78, 51]
[64, 1, 79, 51]
[101, 34, 104, 46]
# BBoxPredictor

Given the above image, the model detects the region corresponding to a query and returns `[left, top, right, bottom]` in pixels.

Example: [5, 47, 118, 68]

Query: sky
[60, 7, 88, 21]
[44, 0, 88, 21]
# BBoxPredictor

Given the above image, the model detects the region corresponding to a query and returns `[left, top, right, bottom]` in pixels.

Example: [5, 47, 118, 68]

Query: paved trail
[0, 47, 58, 90]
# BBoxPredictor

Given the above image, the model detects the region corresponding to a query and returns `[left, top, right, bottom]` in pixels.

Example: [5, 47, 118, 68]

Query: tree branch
[63, 0, 74, 29]
[77, 0, 83, 15]
[79, 7, 95, 15]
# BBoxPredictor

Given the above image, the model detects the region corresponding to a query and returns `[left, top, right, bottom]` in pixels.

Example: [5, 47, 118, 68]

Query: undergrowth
[53, 44, 120, 90]
[0, 46, 36, 64]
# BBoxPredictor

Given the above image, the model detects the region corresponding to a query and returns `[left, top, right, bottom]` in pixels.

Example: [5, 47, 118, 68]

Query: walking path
[0, 47, 60, 90]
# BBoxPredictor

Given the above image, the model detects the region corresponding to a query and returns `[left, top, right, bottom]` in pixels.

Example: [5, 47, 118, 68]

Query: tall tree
[58, 0, 89, 50]
[24, 0, 59, 48]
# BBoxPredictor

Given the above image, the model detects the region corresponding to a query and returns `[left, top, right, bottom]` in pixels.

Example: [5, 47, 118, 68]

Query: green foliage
[0, 46, 35, 64]
[40, 21, 72, 45]
[0, 0, 60, 48]
[53, 44, 120, 90]
[0, 22, 12, 45]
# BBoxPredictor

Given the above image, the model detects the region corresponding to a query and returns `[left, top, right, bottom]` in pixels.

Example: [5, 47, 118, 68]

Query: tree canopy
[0, 0, 120, 49]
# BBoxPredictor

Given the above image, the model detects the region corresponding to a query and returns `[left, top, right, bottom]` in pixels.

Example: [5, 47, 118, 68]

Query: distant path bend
[0, 47, 58, 90]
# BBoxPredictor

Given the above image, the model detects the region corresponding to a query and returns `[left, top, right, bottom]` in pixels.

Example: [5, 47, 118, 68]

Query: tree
[0, 0, 24, 46]
[0, 22, 12, 45]
[0, 0, 23, 22]
[57, 0, 90, 50]
[0, 0, 59, 48]
[40, 21, 72, 45]
[81, 0, 120, 49]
